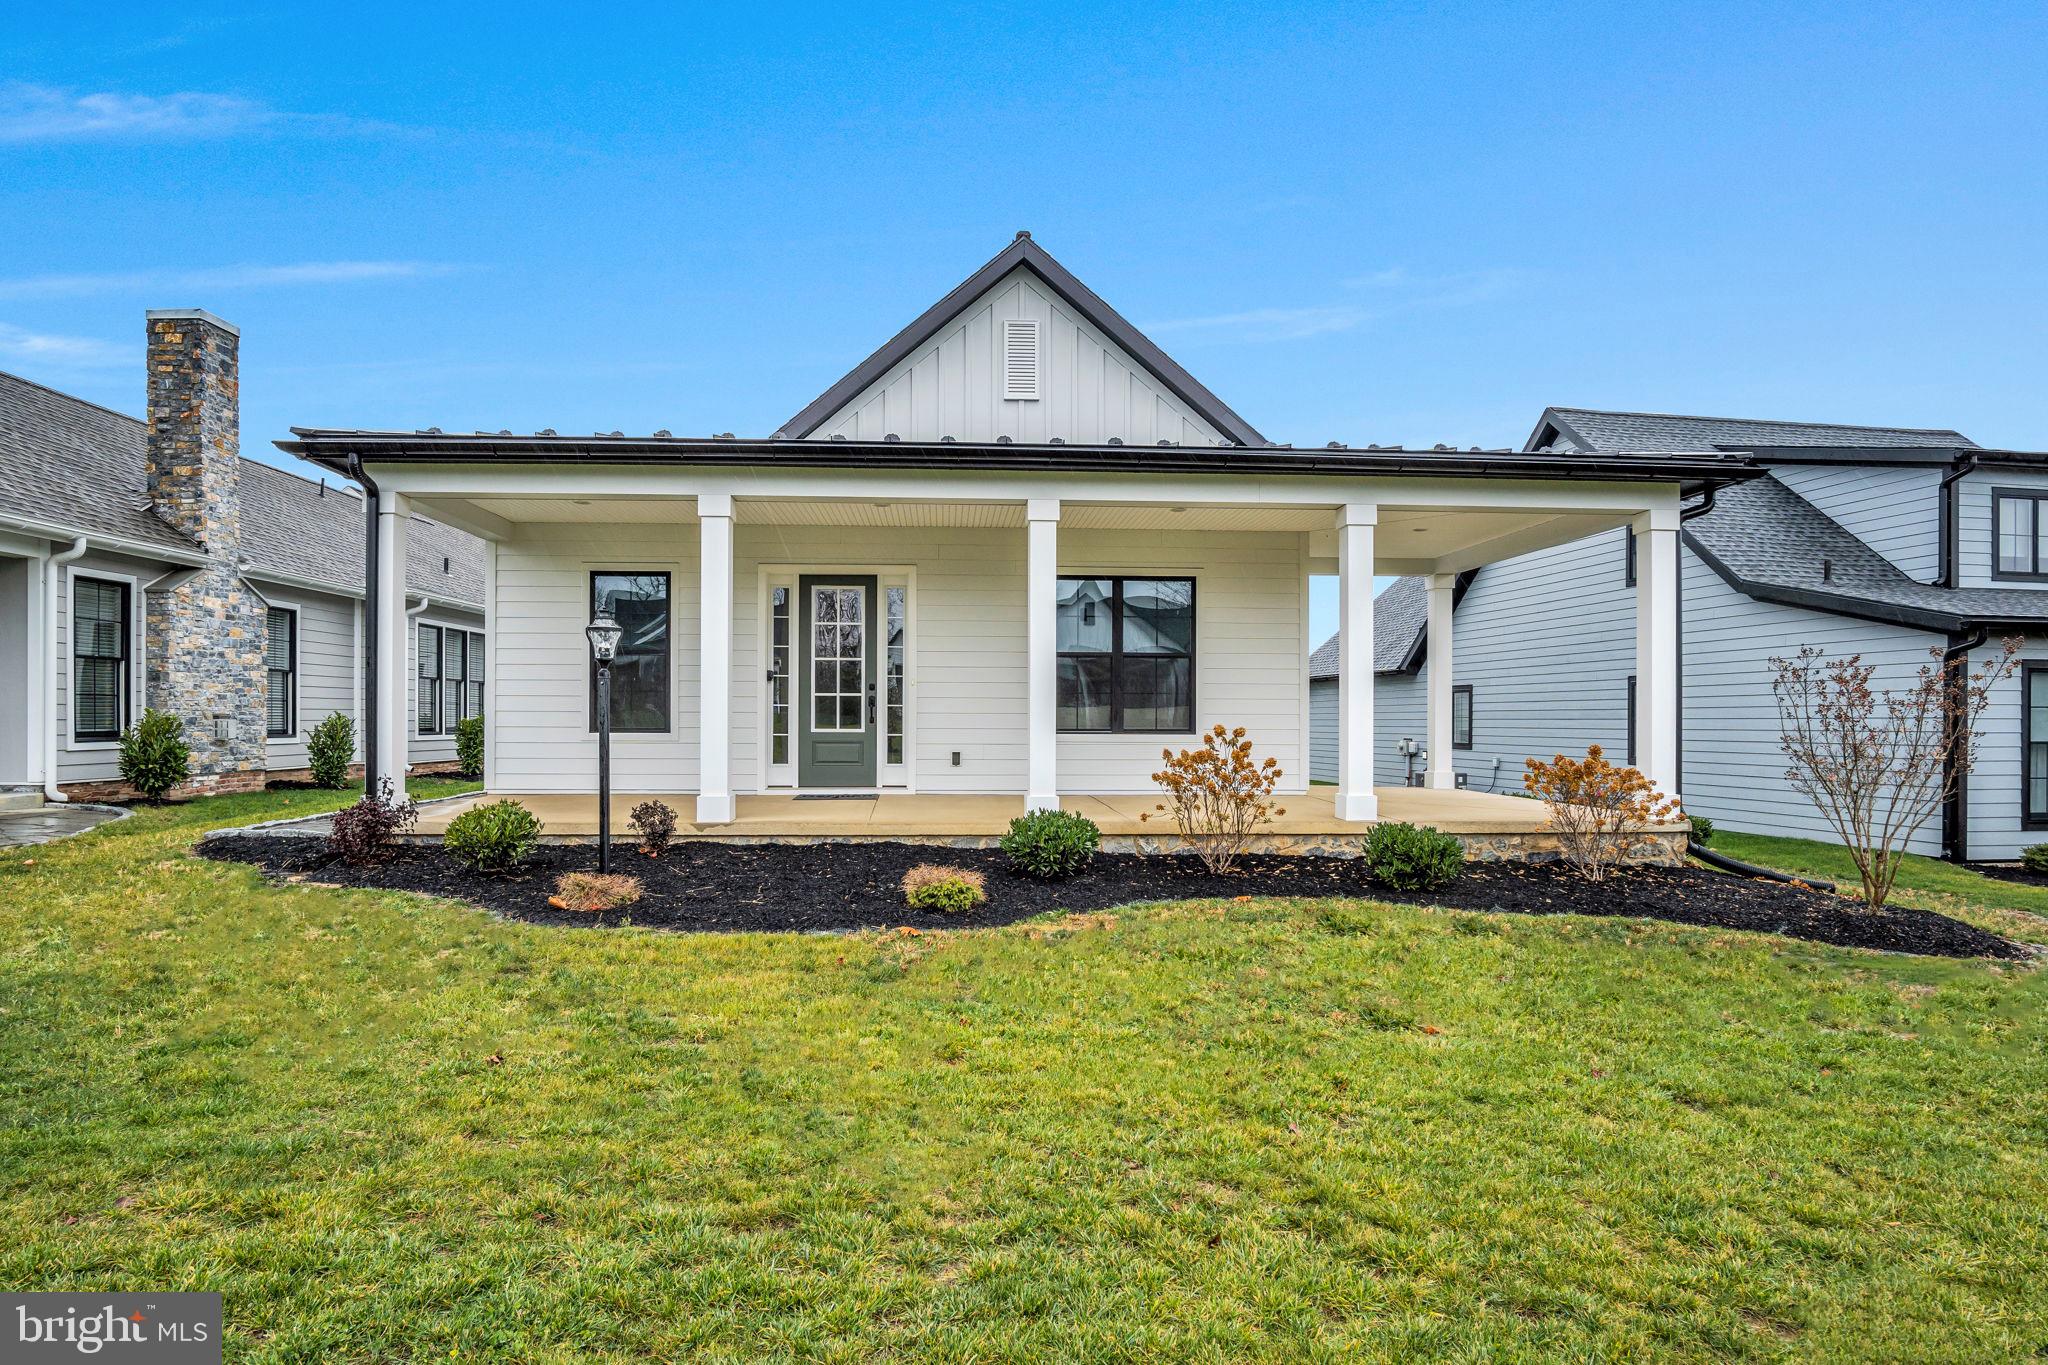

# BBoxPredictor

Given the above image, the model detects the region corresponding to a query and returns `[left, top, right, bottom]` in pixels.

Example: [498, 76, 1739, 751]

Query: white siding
[807, 267, 1227, 447]
[1957, 469, 2048, 589]
[489, 521, 1306, 795]
[1962, 635, 2048, 862]
[254, 585, 357, 771]
[55, 548, 161, 783]
[1772, 463, 1941, 581]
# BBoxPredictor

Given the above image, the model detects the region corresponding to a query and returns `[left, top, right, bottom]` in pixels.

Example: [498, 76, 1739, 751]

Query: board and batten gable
[803, 266, 1229, 448]
[1770, 463, 1942, 582]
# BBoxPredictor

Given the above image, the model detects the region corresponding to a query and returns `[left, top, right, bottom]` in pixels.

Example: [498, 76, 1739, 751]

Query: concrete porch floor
[413, 785, 1554, 839]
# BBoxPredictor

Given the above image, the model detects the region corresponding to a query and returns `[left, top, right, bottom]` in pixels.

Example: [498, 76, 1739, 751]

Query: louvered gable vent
[1001, 318, 1040, 401]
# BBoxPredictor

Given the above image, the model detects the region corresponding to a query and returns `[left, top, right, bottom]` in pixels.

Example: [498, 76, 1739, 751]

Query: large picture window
[72, 576, 130, 743]
[590, 572, 671, 733]
[2026, 666, 2048, 829]
[1994, 490, 2048, 579]
[265, 607, 297, 739]
[1055, 576, 1194, 733]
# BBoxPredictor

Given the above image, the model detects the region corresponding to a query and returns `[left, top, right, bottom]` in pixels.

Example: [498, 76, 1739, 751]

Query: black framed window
[265, 607, 297, 738]
[1056, 576, 1194, 733]
[417, 624, 442, 734]
[443, 630, 466, 731]
[1451, 684, 1473, 750]
[1994, 490, 2048, 579]
[590, 572, 671, 733]
[72, 576, 130, 742]
[2025, 666, 2048, 829]
[1623, 527, 1637, 586]
[1626, 674, 1637, 766]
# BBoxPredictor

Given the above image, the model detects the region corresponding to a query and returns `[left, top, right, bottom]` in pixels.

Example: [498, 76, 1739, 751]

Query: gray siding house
[0, 310, 486, 804]
[1312, 407, 2048, 861]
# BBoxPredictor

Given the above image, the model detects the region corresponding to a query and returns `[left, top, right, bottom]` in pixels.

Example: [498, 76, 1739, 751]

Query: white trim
[1026, 498, 1060, 810]
[65, 566, 143, 751]
[481, 540, 497, 789]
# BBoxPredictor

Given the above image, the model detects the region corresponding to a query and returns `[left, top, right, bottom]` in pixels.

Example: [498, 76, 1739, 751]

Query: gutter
[43, 536, 88, 801]
[0, 513, 204, 567]
[1940, 626, 1989, 864]
[347, 453, 381, 795]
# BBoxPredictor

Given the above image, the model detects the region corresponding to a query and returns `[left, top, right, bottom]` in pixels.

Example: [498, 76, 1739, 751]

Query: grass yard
[2, 789, 2044, 1362]
[1712, 828, 2048, 947]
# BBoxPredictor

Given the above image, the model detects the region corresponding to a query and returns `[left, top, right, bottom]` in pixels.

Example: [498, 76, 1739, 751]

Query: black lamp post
[585, 609, 622, 872]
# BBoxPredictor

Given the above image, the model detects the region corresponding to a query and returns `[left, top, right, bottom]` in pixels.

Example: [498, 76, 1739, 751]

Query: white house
[278, 235, 1752, 845]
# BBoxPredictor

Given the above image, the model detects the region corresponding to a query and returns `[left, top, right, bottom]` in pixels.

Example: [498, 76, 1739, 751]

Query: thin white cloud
[1145, 268, 1530, 344]
[0, 82, 402, 143]
[0, 323, 127, 369]
[0, 261, 460, 300]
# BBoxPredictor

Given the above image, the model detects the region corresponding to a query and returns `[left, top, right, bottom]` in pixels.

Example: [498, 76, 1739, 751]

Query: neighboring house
[0, 310, 486, 804]
[277, 234, 1753, 823]
[1311, 407, 2048, 861]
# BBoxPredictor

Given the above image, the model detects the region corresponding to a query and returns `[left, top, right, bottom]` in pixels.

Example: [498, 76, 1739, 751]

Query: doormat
[794, 794, 873, 800]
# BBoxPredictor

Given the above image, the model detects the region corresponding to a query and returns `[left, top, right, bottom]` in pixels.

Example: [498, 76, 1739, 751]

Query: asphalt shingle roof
[1534, 406, 1977, 454]
[1309, 576, 1427, 680]
[0, 368, 482, 607]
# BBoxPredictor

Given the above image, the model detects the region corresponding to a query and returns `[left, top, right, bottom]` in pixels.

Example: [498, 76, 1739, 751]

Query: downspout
[1936, 454, 1975, 588]
[1940, 625, 1988, 864]
[347, 453, 380, 794]
[43, 535, 89, 801]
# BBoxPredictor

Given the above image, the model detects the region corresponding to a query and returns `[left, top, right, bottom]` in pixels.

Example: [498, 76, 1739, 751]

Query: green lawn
[2, 790, 2044, 1361]
[1712, 828, 2048, 947]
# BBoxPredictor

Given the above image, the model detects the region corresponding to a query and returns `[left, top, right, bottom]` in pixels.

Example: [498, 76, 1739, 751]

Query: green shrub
[443, 798, 542, 873]
[2023, 844, 2048, 874]
[1687, 814, 1715, 845]
[455, 715, 485, 779]
[306, 711, 355, 789]
[1361, 822, 1464, 891]
[902, 864, 987, 913]
[117, 708, 191, 800]
[1000, 808, 1100, 879]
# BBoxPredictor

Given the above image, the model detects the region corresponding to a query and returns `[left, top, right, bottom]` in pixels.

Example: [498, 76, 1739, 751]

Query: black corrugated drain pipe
[1687, 839, 1836, 892]
[347, 452, 381, 796]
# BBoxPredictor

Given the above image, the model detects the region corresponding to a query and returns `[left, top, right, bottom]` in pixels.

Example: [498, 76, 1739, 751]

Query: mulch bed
[197, 835, 2032, 961]
[1966, 862, 2048, 889]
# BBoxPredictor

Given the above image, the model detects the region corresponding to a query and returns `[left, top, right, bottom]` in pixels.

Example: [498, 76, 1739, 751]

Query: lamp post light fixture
[585, 609, 623, 872]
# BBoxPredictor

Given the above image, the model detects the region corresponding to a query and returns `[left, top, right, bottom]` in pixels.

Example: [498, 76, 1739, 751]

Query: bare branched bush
[1771, 640, 2019, 909]
[1142, 725, 1286, 874]
[1523, 745, 1679, 881]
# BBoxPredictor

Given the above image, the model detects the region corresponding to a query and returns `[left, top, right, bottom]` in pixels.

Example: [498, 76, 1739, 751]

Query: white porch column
[1635, 509, 1681, 802]
[1026, 497, 1060, 812]
[1335, 502, 1378, 822]
[372, 491, 412, 792]
[697, 493, 736, 824]
[1424, 571, 1458, 790]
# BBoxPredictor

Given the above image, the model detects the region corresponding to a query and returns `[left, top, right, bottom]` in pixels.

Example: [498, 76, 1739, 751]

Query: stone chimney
[142, 309, 267, 791]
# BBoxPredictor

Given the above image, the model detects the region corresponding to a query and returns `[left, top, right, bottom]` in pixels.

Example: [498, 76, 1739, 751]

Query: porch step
[0, 788, 44, 814]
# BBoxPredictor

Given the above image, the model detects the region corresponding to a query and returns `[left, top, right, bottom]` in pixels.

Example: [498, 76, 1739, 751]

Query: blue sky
[4, 2, 2045, 643]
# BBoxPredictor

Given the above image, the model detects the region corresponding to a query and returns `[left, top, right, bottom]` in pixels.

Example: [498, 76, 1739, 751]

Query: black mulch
[196, 835, 2032, 960]
[1966, 861, 2048, 889]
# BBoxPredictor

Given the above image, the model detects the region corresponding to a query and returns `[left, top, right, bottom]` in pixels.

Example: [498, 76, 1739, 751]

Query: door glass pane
[1121, 579, 1193, 655]
[1058, 655, 1113, 731]
[886, 586, 906, 764]
[810, 584, 865, 733]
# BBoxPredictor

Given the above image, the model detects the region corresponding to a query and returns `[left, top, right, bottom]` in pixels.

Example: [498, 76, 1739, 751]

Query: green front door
[797, 575, 879, 788]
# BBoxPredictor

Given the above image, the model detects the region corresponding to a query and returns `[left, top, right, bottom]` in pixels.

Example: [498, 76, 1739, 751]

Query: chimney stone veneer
[142, 309, 267, 791]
